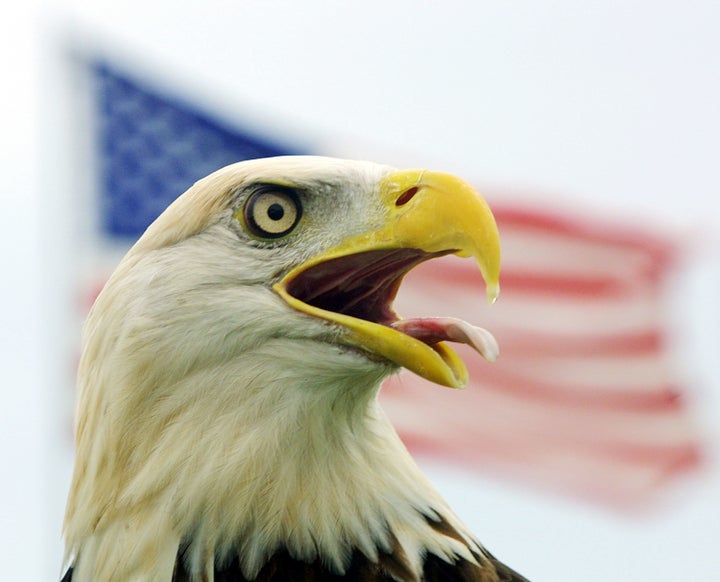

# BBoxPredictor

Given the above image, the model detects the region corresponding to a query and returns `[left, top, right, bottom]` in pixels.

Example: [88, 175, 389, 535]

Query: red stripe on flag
[470, 368, 684, 413]
[499, 270, 632, 298]
[493, 205, 676, 270]
[496, 329, 665, 357]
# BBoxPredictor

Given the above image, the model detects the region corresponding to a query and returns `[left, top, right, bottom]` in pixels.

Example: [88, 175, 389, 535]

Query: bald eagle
[61, 156, 529, 581]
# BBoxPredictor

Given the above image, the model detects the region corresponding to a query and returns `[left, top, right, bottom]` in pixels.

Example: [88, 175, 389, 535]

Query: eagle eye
[243, 187, 302, 239]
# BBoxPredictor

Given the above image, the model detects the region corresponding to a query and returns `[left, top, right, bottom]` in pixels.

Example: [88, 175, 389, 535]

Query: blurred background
[2, 1, 720, 580]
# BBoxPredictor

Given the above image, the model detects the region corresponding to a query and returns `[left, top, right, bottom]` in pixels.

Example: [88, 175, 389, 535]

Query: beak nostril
[396, 186, 419, 206]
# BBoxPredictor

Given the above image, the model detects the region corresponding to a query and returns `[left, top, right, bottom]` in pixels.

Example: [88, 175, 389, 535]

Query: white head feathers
[63, 157, 484, 582]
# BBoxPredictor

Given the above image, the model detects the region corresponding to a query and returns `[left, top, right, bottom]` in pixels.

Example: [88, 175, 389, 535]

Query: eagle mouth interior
[283, 248, 446, 330]
[279, 247, 499, 386]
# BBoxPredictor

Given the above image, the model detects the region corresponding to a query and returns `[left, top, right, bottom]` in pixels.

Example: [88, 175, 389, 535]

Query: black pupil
[267, 203, 285, 221]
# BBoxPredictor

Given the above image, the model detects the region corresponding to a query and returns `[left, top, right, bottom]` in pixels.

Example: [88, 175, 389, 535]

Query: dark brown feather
[62, 543, 529, 581]
[424, 515, 529, 582]
[61, 522, 530, 582]
[62, 515, 529, 582]
[170, 549, 528, 581]
[172, 544, 413, 582]
[169, 524, 530, 582]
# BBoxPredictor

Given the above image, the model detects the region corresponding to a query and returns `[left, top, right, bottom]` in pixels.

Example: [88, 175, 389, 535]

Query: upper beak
[273, 169, 501, 388]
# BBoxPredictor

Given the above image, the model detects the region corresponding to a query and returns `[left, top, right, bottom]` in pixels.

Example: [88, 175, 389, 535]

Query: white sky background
[1, 1, 720, 580]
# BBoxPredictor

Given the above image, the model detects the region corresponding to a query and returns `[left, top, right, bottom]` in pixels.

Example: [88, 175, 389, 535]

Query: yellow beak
[273, 169, 501, 388]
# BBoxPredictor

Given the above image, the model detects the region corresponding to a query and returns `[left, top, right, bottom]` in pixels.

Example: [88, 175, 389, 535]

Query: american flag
[78, 59, 702, 508]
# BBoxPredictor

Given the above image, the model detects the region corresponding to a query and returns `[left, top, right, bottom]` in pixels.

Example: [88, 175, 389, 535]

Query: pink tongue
[391, 317, 499, 362]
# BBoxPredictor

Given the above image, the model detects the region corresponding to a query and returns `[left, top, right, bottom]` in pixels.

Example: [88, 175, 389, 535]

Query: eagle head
[63, 156, 526, 582]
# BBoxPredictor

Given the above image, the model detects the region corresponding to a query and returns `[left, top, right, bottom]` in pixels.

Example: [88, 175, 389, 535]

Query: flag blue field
[94, 62, 296, 238]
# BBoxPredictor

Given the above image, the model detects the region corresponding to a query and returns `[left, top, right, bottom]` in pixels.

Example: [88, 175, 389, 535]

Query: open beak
[273, 169, 501, 388]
